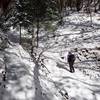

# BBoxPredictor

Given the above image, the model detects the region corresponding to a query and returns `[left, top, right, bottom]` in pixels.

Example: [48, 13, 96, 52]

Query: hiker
[67, 52, 75, 73]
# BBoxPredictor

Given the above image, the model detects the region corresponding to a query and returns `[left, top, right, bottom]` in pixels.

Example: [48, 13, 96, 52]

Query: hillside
[0, 12, 100, 100]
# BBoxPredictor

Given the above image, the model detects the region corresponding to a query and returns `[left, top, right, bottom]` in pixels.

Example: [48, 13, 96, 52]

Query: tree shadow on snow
[49, 75, 100, 100]
[1, 61, 34, 100]
[56, 62, 70, 72]
[33, 61, 51, 100]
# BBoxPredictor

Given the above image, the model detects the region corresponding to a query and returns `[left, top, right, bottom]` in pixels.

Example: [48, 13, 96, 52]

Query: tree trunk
[19, 24, 21, 44]
[99, 5, 100, 10]
[94, 0, 97, 12]
[76, 0, 82, 11]
[88, 7, 93, 26]
[31, 28, 35, 55]
[98, 0, 100, 10]
[90, 12, 92, 26]
[36, 18, 39, 48]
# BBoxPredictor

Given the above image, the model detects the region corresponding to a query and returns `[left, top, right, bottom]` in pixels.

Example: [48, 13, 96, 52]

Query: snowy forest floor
[0, 12, 100, 100]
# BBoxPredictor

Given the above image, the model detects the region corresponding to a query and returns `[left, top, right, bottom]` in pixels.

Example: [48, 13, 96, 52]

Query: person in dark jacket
[67, 52, 75, 73]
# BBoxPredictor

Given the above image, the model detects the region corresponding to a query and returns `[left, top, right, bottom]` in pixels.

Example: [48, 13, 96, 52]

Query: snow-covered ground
[39, 12, 100, 100]
[0, 12, 100, 100]
[0, 45, 35, 100]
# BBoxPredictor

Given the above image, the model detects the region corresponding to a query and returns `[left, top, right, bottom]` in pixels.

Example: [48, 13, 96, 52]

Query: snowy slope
[0, 45, 35, 100]
[38, 12, 100, 100]
[0, 12, 100, 100]
[41, 51, 100, 100]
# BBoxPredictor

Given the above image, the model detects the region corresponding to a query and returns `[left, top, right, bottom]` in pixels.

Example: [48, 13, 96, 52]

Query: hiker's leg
[69, 62, 73, 72]
[72, 66, 75, 72]
[72, 61, 75, 72]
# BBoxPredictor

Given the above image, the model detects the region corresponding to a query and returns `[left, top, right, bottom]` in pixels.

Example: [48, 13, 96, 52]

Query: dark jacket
[68, 53, 75, 63]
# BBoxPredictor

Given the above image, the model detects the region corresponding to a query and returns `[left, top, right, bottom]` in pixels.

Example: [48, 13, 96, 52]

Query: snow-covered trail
[0, 45, 35, 100]
[41, 52, 100, 100]
[40, 13, 100, 98]
[38, 13, 100, 100]
[0, 45, 58, 100]
[1, 45, 99, 100]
